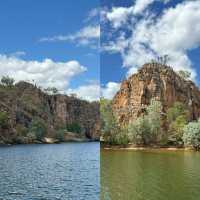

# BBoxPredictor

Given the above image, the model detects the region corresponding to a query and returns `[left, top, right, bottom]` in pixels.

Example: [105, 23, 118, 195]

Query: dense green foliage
[183, 119, 200, 150]
[100, 98, 128, 145]
[29, 118, 47, 140]
[66, 122, 82, 134]
[55, 129, 65, 141]
[101, 97, 200, 150]
[167, 102, 188, 145]
[128, 99, 162, 145]
[0, 76, 14, 87]
[0, 111, 9, 129]
[167, 102, 188, 123]
[178, 70, 191, 80]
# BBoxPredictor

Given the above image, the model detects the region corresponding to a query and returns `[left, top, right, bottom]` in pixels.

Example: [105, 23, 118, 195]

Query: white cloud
[105, 0, 169, 28]
[133, 0, 155, 15]
[67, 83, 100, 102]
[103, 0, 200, 80]
[106, 7, 133, 28]
[40, 25, 100, 48]
[10, 51, 26, 58]
[101, 82, 120, 99]
[0, 54, 86, 92]
[85, 8, 99, 22]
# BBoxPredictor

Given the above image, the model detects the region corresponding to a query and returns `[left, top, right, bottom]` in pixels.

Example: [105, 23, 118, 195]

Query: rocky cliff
[112, 63, 200, 125]
[0, 81, 99, 143]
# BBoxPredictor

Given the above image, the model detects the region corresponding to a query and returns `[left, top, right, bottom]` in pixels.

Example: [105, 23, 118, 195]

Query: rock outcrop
[0, 81, 99, 143]
[112, 63, 200, 125]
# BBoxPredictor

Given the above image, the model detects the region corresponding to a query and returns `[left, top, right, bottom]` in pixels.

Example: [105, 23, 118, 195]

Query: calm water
[101, 149, 200, 200]
[0, 142, 99, 200]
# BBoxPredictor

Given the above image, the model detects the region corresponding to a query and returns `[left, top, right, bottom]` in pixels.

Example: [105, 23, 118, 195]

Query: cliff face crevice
[0, 81, 99, 142]
[112, 63, 200, 125]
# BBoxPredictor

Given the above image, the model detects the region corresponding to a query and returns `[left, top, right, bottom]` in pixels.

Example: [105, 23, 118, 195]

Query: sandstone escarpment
[112, 63, 200, 125]
[0, 81, 99, 143]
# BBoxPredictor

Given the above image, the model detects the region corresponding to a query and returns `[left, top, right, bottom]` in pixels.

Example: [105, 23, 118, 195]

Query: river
[0, 142, 99, 200]
[101, 149, 200, 200]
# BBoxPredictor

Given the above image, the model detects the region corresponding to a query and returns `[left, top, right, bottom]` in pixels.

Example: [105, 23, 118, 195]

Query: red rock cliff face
[112, 63, 200, 125]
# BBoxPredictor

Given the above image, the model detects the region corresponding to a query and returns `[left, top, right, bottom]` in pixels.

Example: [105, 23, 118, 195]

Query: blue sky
[1, 0, 200, 101]
[0, 0, 99, 101]
[101, 0, 200, 98]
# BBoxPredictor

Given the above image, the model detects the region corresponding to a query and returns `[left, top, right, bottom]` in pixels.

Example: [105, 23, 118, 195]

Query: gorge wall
[0, 81, 99, 143]
[112, 63, 200, 125]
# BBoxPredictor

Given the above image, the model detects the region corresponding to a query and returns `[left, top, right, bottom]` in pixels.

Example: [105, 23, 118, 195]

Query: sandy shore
[101, 144, 194, 151]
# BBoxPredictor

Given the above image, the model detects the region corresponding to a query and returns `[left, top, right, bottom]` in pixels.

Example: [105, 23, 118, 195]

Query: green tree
[44, 87, 58, 95]
[29, 118, 47, 140]
[147, 99, 162, 140]
[128, 99, 162, 145]
[178, 70, 191, 80]
[66, 122, 82, 134]
[168, 115, 187, 145]
[167, 102, 188, 124]
[1, 76, 14, 87]
[183, 119, 200, 150]
[128, 116, 151, 145]
[167, 102, 189, 145]
[0, 111, 9, 129]
[55, 129, 65, 142]
[100, 98, 120, 144]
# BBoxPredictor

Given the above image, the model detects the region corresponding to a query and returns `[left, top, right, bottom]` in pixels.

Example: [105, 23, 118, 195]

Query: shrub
[167, 102, 189, 145]
[100, 98, 120, 144]
[29, 118, 47, 140]
[55, 129, 65, 142]
[0, 111, 9, 129]
[128, 99, 162, 145]
[114, 127, 129, 146]
[167, 102, 188, 124]
[128, 116, 150, 145]
[168, 115, 187, 144]
[1, 76, 14, 87]
[16, 124, 28, 136]
[66, 122, 82, 134]
[183, 119, 200, 150]
[178, 70, 191, 80]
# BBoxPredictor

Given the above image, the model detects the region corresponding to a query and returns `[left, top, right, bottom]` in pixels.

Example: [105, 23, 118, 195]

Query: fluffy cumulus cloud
[103, 0, 200, 80]
[101, 82, 120, 99]
[0, 54, 86, 92]
[67, 82, 100, 102]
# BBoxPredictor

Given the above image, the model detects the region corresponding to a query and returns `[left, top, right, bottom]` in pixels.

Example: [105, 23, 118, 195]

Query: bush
[168, 115, 187, 145]
[55, 129, 65, 142]
[128, 99, 162, 145]
[167, 102, 188, 124]
[183, 119, 200, 150]
[128, 116, 150, 145]
[0, 112, 9, 129]
[66, 122, 81, 134]
[16, 124, 28, 136]
[167, 102, 189, 145]
[178, 70, 191, 80]
[1, 76, 14, 87]
[29, 118, 47, 140]
[114, 127, 129, 146]
[100, 98, 120, 144]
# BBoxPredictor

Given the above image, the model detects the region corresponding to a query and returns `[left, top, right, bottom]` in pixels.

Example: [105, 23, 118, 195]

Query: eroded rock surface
[112, 63, 200, 125]
[0, 81, 99, 143]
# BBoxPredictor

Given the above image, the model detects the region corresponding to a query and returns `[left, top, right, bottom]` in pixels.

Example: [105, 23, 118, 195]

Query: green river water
[101, 149, 200, 200]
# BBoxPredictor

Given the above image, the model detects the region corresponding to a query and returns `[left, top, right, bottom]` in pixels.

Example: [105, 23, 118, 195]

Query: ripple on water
[0, 142, 99, 200]
[101, 149, 200, 200]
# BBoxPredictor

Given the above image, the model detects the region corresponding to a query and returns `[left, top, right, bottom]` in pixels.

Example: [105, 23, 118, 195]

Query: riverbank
[101, 143, 194, 151]
[0, 137, 99, 146]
